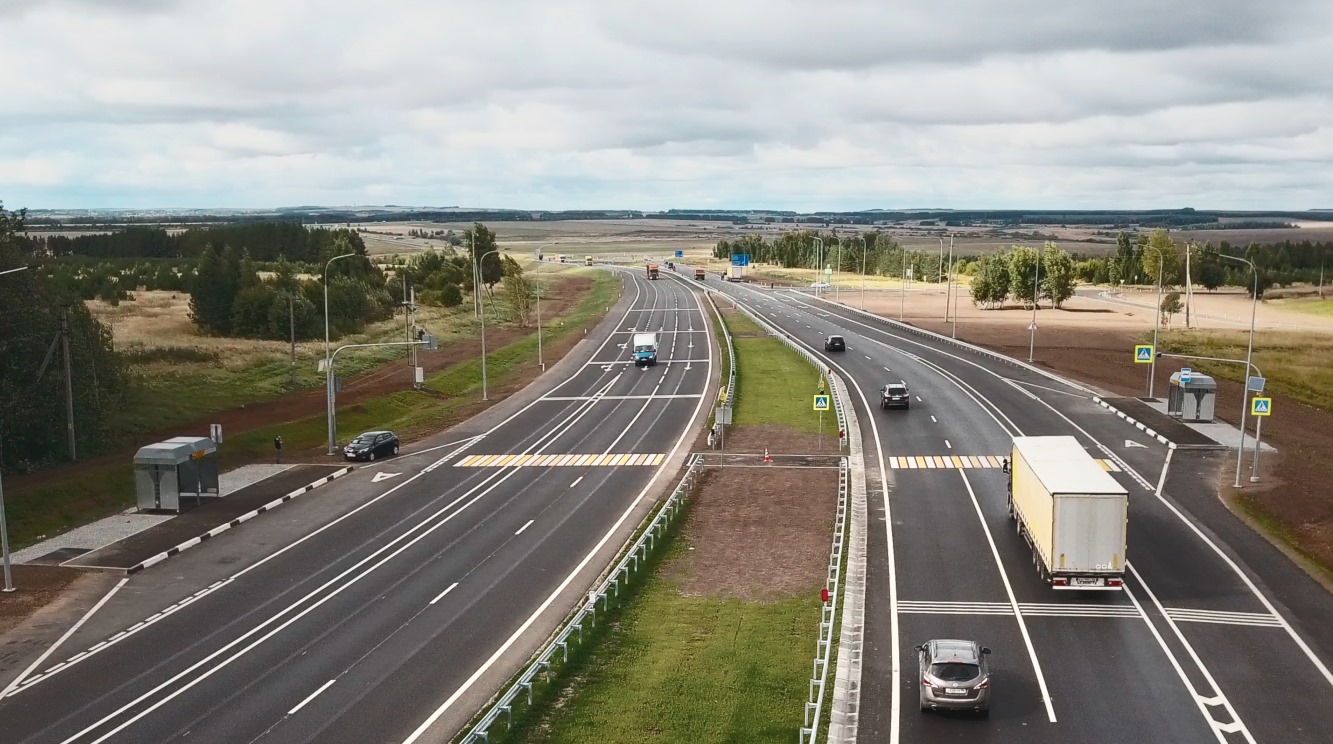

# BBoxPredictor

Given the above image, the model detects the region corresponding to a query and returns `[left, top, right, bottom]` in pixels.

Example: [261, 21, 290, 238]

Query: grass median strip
[6, 272, 618, 550]
[502, 306, 838, 744]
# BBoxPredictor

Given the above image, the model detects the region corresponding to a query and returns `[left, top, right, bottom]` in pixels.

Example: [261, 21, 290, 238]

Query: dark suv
[824, 335, 846, 352]
[881, 382, 910, 410]
[343, 431, 400, 461]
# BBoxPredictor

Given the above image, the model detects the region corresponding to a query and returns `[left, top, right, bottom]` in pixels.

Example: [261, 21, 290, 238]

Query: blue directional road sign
[813, 395, 831, 411]
[1251, 397, 1272, 417]
[675, 250, 684, 258]
[1134, 345, 1154, 364]
[730, 253, 750, 267]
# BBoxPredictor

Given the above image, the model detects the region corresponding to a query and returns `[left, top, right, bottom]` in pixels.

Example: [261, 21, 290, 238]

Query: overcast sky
[2, 0, 1331, 211]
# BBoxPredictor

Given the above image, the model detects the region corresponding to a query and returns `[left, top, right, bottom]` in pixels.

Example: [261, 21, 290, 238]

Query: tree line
[18, 223, 369, 263]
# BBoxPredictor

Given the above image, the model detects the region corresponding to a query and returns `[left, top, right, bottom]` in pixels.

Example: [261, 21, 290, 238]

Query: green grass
[721, 308, 763, 335]
[727, 332, 825, 433]
[503, 539, 820, 744]
[6, 272, 620, 549]
[1156, 329, 1333, 412]
[1269, 297, 1333, 318]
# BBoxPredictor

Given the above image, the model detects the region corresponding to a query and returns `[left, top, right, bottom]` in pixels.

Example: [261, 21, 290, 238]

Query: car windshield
[635, 344, 653, 352]
[353, 434, 378, 444]
[929, 662, 980, 682]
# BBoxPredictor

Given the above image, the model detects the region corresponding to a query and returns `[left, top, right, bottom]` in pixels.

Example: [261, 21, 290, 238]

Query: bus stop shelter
[133, 436, 220, 513]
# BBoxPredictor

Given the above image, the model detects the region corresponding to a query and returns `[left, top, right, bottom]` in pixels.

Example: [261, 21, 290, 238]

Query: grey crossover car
[916, 639, 991, 715]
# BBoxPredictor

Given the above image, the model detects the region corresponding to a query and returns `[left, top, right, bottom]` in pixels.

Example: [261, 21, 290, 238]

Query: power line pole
[61, 308, 76, 461]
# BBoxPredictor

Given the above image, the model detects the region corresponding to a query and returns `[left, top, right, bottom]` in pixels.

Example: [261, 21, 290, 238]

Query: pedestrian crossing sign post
[1251, 397, 1272, 417]
[813, 395, 830, 411]
[1134, 345, 1154, 364]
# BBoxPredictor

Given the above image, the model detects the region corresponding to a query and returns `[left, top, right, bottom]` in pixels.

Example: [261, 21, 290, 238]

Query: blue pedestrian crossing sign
[1251, 397, 1272, 417]
[813, 395, 831, 411]
[1134, 345, 1154, 364]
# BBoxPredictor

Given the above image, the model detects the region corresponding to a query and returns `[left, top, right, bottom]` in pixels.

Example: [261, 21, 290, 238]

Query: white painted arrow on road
[372, 471, 401, 483]
[1125, 440, 1148, 449]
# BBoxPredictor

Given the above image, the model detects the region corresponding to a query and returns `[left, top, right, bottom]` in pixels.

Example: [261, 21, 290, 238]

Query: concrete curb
[126, 466, 354, 574]
[828, 360, 868, 744]
[1091, 396, 1177, 449]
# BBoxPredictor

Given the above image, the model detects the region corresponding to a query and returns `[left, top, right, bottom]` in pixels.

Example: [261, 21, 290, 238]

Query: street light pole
[1028, 249, 1042, 363]
[1146, 245, 1165, 399]
[477, 248, 502, 400]
[0, 264, 31, 591]
[1221, 254, 1259, 489]
[858, 236, 869, 310]
[901, 250, 907, 320]
[323, 252, 355, 455]
[944, 236, 954, 322]
[811, 237, 823, 293]
[536, 243, 556, 372]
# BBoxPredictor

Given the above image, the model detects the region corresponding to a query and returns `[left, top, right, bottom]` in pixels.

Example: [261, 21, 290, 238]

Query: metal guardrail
[705, 290, 738, 407]
[727, 296, 852, 742]
[458, 453, 706, 743]
[801, 456, 850, 743]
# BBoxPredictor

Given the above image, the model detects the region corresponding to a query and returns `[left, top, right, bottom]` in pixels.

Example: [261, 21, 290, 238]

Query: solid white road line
[1, 578, 128, 698]
[514, 520, 535, 536]
[959, 470, 1057, 722]
[1127, 564, 1257, 744]
[399, 270, 716, 744]
[944, 440, 952, 449]
[287, 679, 336, 716]
[429, 583, 459, 606]
[570, 476, 583, 488]
[930, 415, 937, 423]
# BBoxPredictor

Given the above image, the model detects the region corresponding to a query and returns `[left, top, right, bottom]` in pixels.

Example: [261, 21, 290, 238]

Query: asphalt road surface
[0, 267, 713, 744]
[704, 275, 1333, 744]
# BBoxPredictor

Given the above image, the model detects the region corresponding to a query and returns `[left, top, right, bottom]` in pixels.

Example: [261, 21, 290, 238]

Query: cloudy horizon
[2, 0, 1331, 211]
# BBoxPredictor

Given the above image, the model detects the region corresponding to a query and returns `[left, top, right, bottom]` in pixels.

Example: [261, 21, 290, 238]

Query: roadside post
[274, 436, 283, 464]
[0, 420, 14, 592]
[1250, 396, 1271, 483]
[813, 393, 831, 452]
[1135, 345, 1154, 395]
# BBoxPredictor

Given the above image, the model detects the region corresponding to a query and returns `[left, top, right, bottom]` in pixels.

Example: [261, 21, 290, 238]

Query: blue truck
[632, 333, 658, 367]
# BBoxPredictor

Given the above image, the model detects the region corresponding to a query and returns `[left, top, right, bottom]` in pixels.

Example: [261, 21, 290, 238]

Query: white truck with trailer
[1004, 436, 1128, 590]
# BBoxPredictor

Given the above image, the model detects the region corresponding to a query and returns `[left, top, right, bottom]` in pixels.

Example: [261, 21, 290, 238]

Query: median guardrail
[457, 453, 705, 743]
[704, 290, 738, 407]
[728, 296, 852, 743]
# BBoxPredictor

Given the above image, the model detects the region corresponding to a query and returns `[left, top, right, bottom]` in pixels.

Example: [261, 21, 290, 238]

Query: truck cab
[694, 268, 706, 281]
[632, 333, 658, 366]
[584, 255, 593, 266]
[647, 264, 660, 279]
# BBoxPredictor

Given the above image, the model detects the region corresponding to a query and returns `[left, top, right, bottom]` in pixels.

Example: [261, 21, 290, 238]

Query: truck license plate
[1073, 577, 1104, 586]
[945, 688, 967, 695]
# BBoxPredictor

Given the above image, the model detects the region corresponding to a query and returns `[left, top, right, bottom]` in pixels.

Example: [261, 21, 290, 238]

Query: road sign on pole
[813, 395, 831, 411]
[1180, 368, 1192, 384]
[1134, 345, 1154, 363]
[1247, 376, 1266, 393]
[1251, 397, 1272, 417]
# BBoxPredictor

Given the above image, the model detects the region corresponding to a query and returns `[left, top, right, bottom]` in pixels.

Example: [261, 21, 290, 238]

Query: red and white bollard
[763, 448, 772, 464]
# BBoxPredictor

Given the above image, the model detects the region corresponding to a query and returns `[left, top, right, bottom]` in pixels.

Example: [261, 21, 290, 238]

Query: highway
[0, 267, 713, 744]
[703, 275, 1333, 744]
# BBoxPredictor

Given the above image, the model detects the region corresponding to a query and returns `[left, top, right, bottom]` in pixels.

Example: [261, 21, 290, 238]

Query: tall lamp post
[944, 236, 955, 322]
[900, 249, 908, 320]
[535, 242, 557, 371]
[811, 237, 823, 293]
[475, 248, 502, 400]
[1146, 245, 1165, 399]
[857, 236, 868, 310]
[1220, 254, 1260, 489]
[1027, 247, 1043, 363]
[324, 252, 356, 455]
[0, 264, 32, 591]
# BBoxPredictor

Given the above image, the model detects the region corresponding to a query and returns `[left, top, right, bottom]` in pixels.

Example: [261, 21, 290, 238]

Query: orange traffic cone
[763, 448, 772, 464]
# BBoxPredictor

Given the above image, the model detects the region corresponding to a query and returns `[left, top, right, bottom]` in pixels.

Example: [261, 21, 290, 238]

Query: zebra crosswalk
[887, 455, 1121, 471]
[896, 600, 1282, 627]
[454, 453, 666, 468]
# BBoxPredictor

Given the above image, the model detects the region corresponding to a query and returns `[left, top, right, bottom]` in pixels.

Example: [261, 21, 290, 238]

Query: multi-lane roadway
[704, 276, 1333, 744]
[1, 267, 712, 744]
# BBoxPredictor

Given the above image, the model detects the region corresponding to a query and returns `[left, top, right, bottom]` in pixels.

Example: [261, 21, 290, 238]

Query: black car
[343, 430, 400, 461]
[881, 382, 910, 410]
[824, 335, 846, 352]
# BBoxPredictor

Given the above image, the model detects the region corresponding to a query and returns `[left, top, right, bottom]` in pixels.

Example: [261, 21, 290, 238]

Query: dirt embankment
[906, 313, 1333, 571]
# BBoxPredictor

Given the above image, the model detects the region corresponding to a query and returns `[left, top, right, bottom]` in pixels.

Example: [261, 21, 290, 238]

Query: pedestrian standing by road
[707, 430, 715, 449]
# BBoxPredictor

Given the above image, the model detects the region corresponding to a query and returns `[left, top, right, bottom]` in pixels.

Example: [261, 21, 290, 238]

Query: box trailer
[1006, 436, 1128, 590]
[632, 333, 658, 366]
[727, 265, 744, 282]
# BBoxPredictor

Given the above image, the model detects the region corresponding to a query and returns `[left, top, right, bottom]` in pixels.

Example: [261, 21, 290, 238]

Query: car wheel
[393, 444, 400, 456]
[369, 451, 376, 462]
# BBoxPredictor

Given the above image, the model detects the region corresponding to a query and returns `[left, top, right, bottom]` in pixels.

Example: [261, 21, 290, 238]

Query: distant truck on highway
[585, 255, 593, 266]
[632, 333, 658, 366]
[694, 268, 706, 281]
[727, 265, 743, 282]
[1005, 436, 1128, 590]
[647, 264, 660, 279]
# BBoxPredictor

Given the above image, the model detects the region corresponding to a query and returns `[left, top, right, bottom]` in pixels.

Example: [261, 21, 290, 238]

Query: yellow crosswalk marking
[884, 453, 1130, 476]
[453, 453, 668, 467]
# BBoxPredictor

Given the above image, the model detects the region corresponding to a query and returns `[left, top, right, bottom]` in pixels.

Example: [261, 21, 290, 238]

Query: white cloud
[0, 0, 1330, 209]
